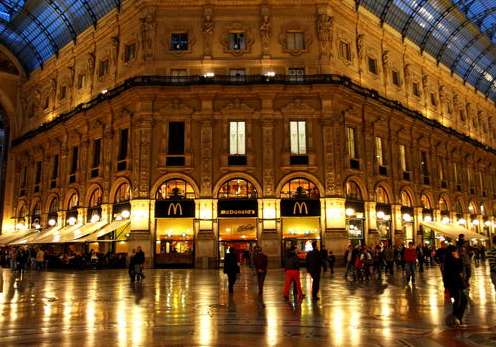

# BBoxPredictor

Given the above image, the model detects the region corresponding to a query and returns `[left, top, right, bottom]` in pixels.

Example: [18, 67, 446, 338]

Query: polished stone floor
[0, 264, 495, 347]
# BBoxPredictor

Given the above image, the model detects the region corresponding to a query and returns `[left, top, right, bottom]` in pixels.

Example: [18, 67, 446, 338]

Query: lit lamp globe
[68, 217, 77, 226]
[484, 220, 491, 227]
[90, 214, 100, 223]
[457, 218, 466, 225]
[471, 219, 479, 226]
[121, 210, 131, 219]
[383, 214, 391, 221]
[423, 215, 432, 223]
[33, 223, 41, 230]
[345, 208, 355, 217]
[376, 211, 385, 220]
[442, 216, 450, 224]
[402, 213, 412, 222]
[48, 218, 57, 227]
[16, 223, 26, 230]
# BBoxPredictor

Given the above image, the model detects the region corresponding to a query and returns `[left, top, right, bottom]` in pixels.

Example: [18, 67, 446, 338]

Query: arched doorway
[420, 193, 434, 245]
[400, 190, 414, 244]
[345, 181, 365, 245]
[87, 187, 103, 223]
[47, 197, 59, 227]
[154, 179, 196, 267]
[66, 192, 79, 226]
[375, 186, 392, 245]
[280, 177, 321, 262]
[217, 178, 258, 267]
[113, 182, 131, 221]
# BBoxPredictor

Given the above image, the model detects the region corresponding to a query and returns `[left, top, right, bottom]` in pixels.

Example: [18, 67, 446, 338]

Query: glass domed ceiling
[358, 0, 496, 101]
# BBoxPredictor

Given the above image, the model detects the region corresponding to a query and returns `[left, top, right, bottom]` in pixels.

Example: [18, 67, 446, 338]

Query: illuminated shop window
[280, 178, 319, 199]
[218, 178, 257, 199]
[156, 179, 195, 200]
[289, 121, 306, 155]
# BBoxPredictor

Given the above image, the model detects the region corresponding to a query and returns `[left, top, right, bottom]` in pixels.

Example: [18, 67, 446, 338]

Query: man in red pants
[283, 245, 305, 300]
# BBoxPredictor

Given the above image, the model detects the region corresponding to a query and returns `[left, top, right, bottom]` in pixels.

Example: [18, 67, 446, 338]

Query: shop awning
[75, 220, 130, 243]
[10, 227, 60, 245]
[32, 224, 83, 244]
[0, 229, 36, 246]
[421, 222, 488, 241]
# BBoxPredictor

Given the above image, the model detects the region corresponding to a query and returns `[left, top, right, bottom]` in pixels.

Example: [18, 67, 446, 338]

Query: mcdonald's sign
[281, 199, 320, 217]
[155, 200, 195, 218]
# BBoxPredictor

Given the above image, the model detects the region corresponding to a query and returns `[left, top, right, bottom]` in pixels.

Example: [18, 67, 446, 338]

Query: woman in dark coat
[224, 247, 240, 294]
[444, 245, 468, 326]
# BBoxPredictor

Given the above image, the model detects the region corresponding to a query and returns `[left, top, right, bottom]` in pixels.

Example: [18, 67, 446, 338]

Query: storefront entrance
[154, 199, 195, 267]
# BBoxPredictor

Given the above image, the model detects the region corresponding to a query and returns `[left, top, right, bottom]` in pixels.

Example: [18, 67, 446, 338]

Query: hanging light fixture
[48, 218, 57, 227]
[345, 208, 355, 217]
[68, 216, 77, 226]
[402, 213, 412, 222]
[376, 211, 385, 219]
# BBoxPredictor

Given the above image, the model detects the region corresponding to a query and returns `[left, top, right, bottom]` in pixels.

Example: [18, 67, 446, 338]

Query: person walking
[344, 245, 356, 280]
[384, 245, 395, 275]
[435, 241, 449, 295]
[224, 247, 240, 294]
[128, 249, 136, 282]
[459, 241, 472, 284]
[35, 248, 45, 271]
[487, 235, 496, 291]
[444, 245, 468, 326]
[328, 251, 336, 274]
[253, 246, 268, 296]
[134, 246, 145, 282]
[306, 241, 322, 301]
[283, 246, 304, 301]
[416, 244, 424, 273]
[320, 246, 329, 273]
[404, 242, 417, 285]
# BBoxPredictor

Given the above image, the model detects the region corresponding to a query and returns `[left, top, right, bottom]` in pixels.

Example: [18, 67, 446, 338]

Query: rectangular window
[43, 97, 49, 110]
[229, 121, 246, 155]
[34, 161, 42, 184]
[467, 167, 472, 186]
[413, 82, 421, 97]
[368, 57, 378, 75]
[229, 32, 245, 51]
[70, 146, 78, 174]
[339, 40, 351, 61]
[454, 162, 459, 184]
[98, 59, 109, 77]
[59, 86, 67, 100]
[168, 122, 185, 155]
[375, 137, 384, 166]
[392, 70, 400, 86]
[399, 144, 407, 172]
[118, 128, 129, 161]
[92, 139, 101, 168]
[171, 69, 188, 82]
[170, 33, 188, 51]
[420, 151, 429, 176]
[77, 74, 86, 89]
[51, 155, 59, 180]
[347, 127, 357, 159]
[289, 121, 306, 155]
[439, 160, 444, 182]
[288, 68, 305, 82]
[19, 166, 27, 196]
[430, 93, 437, 106]
[286, 32, 305, 50]
[124, 43, 136, 62]
[479, 171, 484, 192]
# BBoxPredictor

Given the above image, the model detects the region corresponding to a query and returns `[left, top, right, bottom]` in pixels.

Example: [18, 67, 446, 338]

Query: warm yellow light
[204, 72, 215, 78]
[471, 219, 479, 226]
[402, 213, 412, 222]
[423, 215, 432, 222]
[67, 217, 77, 226]
[458, 218, 466, 225]
[376, 211, 385, 219]
[442, 216, 450, 224]
[121, 210, 131, 219]
[345, 208, 355, 217]
[48, 218, 57, 226]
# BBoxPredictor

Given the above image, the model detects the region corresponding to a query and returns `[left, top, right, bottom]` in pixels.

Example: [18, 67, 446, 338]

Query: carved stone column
[200, 120, 213, 197]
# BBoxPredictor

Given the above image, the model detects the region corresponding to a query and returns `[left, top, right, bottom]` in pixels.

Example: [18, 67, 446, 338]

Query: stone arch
[0, 44, 25, 77]
[420, 191, 434, 209]
[437, 193, 451, 211]
[398, 185, 417, 206]
[43, 193, 60, 214]
[150, 173, 200, 200]
[30, 197, 42, 214]
[86, 183, 104, 207]
[374, 181, 393, 204]
[343, 175, 369, 201]
[15, 198, 28, 217]
[110, 177, 133, 204]
[453, 195, 466, 214]
[213, 172, 263, 199]
[64, 188, 80, 210]
[275, 172, 325, 198]
[468, 199, 479, 214]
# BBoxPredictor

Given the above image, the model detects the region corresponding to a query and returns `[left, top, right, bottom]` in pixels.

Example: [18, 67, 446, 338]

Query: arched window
[115, 183, 131, 203]
[156, 179, 195, 200]
[89, 188, 103, 208]
[420, 194, 431, 209]
[375, 186, 389, 204]
[400, 191, 412, 207]
[68, 192, 79, 210]
[32, 202, 41, 216]
[280, 178, 320, 199]
[468, 202, 477, 214]
[345, 181, 362, 201]
[480, 204, 487, 216]
[49, 198, 59, 214]
[218, 178, 257, 199]
[439, 197, 448, 212]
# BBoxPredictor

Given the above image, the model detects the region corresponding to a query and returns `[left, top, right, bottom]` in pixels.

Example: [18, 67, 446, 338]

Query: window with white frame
[286, 32, 305, 50]
[399, 144, 407, 172]
[290, 121, 306, 155]
[375, 137, 385, 165]
[229, 121, 246, 155]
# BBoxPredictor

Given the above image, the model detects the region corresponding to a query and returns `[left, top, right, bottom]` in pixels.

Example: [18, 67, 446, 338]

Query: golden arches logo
[167, 202, 183, 216]
[293, 201, 308, 215]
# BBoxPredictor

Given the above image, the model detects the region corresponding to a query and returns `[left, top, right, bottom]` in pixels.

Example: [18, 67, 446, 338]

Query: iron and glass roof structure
[0, 0, 119, 71]
[0, 1, 496, 100]
[358, 0, 496, 101]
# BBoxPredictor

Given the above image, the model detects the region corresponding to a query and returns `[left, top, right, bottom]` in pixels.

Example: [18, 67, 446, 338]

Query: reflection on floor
[0, 264, 495, 346]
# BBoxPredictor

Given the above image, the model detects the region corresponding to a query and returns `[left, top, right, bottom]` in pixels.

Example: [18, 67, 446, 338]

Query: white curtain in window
[297, 121, 306, 154]
[290, 121, 299, 154]
[375, 137, 383, 165]
[347, 127, 355, 159]
[237, 122, 245, 155]
[229, 122, 238, 155]
[399, 145, 406, 171]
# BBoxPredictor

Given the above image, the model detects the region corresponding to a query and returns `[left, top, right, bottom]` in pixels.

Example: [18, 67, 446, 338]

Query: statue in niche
[316, 13, 334, 58]
[140, 10, 156, 60]
[202, 7, 215, 57]
[260, 13, 271, 54]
